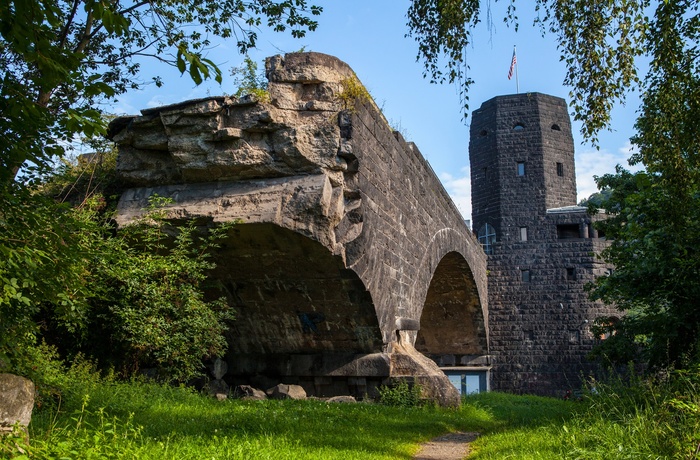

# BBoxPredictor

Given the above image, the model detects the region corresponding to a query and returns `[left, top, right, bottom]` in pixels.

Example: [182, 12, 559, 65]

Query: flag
[508, 48, 517, 80]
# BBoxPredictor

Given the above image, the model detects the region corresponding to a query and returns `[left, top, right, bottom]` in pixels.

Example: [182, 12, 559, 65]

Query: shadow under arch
[415, 251, 488, 365]
[207, 222, 386, 396]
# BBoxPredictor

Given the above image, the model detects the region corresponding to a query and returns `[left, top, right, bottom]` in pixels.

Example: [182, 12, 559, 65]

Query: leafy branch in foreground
[406, 0, 647, 144]
[1, 0, 322, 182]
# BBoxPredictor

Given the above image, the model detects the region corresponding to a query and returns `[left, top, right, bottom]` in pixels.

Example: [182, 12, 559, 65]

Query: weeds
[561, 367, 700, 459]
[337, 77, 371, 111]
[378, 379, 423, 407]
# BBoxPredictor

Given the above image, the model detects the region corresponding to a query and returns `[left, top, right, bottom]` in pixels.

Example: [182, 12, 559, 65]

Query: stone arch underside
[416, 251, 488, 366]
[207, 222, 387, 396]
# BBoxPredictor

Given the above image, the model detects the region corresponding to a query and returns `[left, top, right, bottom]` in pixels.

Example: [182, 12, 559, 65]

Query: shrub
[378, 380, 422, 408]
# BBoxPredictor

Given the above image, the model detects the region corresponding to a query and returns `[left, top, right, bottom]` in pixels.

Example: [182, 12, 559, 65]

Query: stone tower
[470, 93, 616, 395]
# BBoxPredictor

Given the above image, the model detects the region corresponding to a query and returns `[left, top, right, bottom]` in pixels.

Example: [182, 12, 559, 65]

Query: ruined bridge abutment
[109, 52, 488, 406]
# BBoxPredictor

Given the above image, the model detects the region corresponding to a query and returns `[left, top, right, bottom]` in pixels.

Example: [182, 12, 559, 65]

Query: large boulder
[390, 338, 461, 408]
[206, 379, 229, 400]
[267, 384, 307, 400]
[234, 385, 267, 401]
[0, 374, 34, 433]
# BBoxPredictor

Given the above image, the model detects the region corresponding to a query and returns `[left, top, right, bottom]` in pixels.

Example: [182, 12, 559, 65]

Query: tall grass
[4, 354, 699, 459]
[3, 356, 496, 459]
[466, 368, 700, 459]
[561, 368, 700, 459]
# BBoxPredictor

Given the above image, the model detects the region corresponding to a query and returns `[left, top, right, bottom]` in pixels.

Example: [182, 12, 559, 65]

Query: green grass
[16, 373, 489, 459]
[4, 362, 698, 459]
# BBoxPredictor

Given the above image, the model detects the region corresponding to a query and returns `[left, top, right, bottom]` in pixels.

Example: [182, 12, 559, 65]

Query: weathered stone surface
[390, 339, 461, 408]
[234, 385, 267, 400]
[110, 52, 489, 406]
[207, 379, 229, 398]
[326, 395, 357, 403]
[211, 358, 228, 380]
[0, 374, 34, 431]
[267, 384, 307, 400]
[469, 94, 617, 395]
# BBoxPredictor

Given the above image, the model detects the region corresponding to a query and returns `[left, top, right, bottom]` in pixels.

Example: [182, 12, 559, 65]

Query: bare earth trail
[413, 432, 480, 460]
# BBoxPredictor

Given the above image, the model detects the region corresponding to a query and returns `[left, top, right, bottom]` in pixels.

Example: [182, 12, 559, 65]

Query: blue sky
[114, 1, 641, 220]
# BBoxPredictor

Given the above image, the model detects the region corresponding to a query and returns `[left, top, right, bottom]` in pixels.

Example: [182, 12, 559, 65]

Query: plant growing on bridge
[337, 76, 372, 112]
[231, 55, 270, 102]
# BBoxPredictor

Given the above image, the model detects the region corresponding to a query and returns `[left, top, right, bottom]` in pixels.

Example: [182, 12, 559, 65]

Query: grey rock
[0, 374, 34, 431]
[326, 395, 356, 403]
[234, 385, 267, 400]
[207, 378, 229, 398]
[266, 384, 307, 400]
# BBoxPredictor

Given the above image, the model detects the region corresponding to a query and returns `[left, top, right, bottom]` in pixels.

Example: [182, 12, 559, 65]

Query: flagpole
[515, 45, 519, 94]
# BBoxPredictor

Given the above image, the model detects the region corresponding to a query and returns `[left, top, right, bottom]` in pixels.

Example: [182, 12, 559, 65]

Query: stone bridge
[109, 53, 488, 406]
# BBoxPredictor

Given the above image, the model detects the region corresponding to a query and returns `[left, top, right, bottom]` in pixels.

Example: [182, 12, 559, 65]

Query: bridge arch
[415, 250, 487, 362]
[211, 223, 383, 356]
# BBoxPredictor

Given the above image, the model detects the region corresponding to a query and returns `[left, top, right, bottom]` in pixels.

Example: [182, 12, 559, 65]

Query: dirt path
[413, 432, 480, 460]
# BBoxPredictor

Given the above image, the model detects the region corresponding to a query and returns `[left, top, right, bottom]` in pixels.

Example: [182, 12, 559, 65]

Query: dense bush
[2, 152, 234, 383]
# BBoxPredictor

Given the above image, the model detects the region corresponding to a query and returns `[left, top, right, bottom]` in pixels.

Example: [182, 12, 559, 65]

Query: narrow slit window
[557, 162, 564, 176]
[517, 162, 526, 176]
[521, 269, 531, 282]
[520, 227, 528, 242]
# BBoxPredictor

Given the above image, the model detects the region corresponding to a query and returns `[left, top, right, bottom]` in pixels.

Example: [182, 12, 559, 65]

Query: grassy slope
[10, 367, 693, 459]
[15, 374, 580, 459]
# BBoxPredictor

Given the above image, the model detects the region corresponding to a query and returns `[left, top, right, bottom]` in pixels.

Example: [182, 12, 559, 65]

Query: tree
[406, 0, 646, 143]
[407, 1, 700, 369]
[0, 0, 322, 182]
[588, 1, 700, 369]
[0, 0, 320, 375]
[230, 55, 269, 100]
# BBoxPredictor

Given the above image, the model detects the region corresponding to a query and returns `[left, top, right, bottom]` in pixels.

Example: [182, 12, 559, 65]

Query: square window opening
[557, 224, 580, 239]
[521, 269, 531, 282]
[566, 267, 576, 280]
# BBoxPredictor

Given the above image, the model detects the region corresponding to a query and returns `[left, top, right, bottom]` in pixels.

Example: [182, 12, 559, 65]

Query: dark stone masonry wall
[346, 99, 488, 352]
[470, 93, 617, 395]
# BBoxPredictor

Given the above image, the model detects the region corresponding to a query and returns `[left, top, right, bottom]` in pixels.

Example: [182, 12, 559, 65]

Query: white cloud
[110, 100, 137, 116]
[440, 166, 472, 222]
[575, 142, 641, 203]
[146, 95, 178, 108]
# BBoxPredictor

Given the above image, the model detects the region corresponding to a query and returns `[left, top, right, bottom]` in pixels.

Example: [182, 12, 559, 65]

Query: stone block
[0, 374, 34, 432]
[267, 384, 307, 400]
